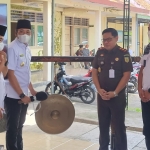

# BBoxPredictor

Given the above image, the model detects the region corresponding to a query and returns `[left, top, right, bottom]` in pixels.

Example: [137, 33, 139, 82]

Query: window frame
[74, 26, 89, 46]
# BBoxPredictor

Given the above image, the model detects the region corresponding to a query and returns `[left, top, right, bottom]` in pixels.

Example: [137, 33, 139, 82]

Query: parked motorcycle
[127, 75, 138, 93]
[45, 62, 95, 104]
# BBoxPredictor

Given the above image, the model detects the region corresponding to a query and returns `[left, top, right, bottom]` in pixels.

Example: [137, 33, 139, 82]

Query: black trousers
[4, 96, 28, 150]
[97, 93, 127, 150]
[141, 101, 150, 150]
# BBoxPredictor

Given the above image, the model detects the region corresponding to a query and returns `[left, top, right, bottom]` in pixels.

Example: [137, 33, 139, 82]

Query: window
[37, 25, 43, 46]
[74, 28, 80, 45]
[74, 28, 88, 45]
[28, 25, 35, 46]
[82, 28, 88, 42]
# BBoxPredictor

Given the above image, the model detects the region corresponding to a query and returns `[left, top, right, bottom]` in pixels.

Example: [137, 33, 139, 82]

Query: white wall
[143, 25, 149, 48]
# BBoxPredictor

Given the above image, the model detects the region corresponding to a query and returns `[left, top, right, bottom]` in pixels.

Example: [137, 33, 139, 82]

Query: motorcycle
[127, 75, 138, 93]
[45, 62, 95, 104]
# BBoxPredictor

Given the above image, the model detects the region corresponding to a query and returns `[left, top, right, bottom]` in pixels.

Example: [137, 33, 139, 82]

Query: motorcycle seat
[70, 77, 92, 84]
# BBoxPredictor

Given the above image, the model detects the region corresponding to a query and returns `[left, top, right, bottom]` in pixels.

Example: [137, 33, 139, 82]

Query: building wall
[63, 9, 97, 54]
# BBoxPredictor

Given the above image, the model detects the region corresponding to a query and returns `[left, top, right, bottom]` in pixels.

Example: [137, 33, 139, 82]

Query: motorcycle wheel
[80, 86, 95, 104]
[45, 82, 61, 95]
[128, 82, 138, 93]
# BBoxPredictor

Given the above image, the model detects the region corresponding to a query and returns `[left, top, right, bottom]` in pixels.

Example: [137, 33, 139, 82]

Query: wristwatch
[148, 88, 150, 93]
[113, 91, 118, 97]
[19, 93, 25, 99]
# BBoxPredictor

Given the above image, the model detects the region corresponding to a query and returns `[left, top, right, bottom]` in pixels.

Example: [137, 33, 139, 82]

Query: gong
[35, 94, 75, 134]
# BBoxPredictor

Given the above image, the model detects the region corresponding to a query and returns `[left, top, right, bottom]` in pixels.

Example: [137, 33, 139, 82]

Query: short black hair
[102, 28, 118, 37]
[79, 44, 83, 48]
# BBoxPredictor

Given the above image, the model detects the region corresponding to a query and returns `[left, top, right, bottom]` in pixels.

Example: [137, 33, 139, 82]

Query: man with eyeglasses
[4, 19, 37, 150]
[92, 28, 133, 150]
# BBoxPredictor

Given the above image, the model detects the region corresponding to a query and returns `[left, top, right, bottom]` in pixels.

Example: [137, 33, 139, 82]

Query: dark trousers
[4, 96, 28, 150]
[84, 62, 89, 69]
[97, 93, 127, 150]
[141, 101, 150, 150]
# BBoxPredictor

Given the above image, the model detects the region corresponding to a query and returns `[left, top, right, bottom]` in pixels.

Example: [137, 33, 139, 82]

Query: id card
[109, 69, 115, 78]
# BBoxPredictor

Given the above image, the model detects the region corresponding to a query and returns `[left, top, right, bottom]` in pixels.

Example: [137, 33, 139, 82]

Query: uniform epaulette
[119, 47, 127, 52]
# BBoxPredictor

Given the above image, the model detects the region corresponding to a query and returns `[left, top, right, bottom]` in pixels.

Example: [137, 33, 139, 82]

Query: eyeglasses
[102, 38, 113, 43]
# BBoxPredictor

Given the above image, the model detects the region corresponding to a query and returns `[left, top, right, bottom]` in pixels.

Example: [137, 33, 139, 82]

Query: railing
[31, 56, 141, 62]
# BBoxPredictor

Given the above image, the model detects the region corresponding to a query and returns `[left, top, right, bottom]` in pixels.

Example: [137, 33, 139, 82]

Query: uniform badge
[98, 67, 101, 72]
[20, 54, 24, 57]
[100, 54, 104, 56]
[20, 62, 25, 67]
[124, 57, 129, 63]
[115, 58, 119, 61]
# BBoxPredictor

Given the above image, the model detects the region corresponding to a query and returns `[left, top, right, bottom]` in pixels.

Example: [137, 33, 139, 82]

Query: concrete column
[43, 1, 52, 81]
[101, 16, 107, 31]
[132, 15, 138, 56]
[62, 11, 65, 56]
[95, 9, 102, 50]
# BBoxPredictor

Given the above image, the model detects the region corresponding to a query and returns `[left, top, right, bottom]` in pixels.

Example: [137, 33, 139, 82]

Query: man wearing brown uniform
[92, 28, 133, 150]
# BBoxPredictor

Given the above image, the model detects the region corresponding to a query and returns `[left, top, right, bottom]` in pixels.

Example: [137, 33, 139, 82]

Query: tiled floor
[0, 120, 147, 150]
[0, 126, 99, 150]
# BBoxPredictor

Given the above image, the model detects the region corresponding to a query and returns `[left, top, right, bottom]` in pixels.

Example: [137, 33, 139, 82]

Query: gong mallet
[18, 91, 48, 104]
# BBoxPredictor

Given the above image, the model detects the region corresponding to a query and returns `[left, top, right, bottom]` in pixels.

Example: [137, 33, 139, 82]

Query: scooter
[45, 62, 95, 104]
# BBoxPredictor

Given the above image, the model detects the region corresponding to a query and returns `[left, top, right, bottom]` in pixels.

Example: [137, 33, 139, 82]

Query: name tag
[109, 69, 115, 78]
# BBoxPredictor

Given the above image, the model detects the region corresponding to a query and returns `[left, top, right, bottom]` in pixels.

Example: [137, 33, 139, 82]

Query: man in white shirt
[4, 19, 37, 150]
[138, 45, 150, 149]
[0, 25, 7, 120]
[82, 44, 90, 69]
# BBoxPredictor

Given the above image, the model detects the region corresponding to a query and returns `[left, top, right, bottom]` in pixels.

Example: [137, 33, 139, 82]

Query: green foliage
[127, 107, 142, 112]
[30, 50, 43, 71]
[54, 12, 62, 56]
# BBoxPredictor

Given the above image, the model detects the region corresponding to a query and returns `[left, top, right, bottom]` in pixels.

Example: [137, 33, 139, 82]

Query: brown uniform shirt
[92, 45, 133, 93]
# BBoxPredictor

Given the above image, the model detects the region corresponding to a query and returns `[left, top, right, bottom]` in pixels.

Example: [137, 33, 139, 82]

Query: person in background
[138, 24, 150, 150]
[82, 44, 90, 69]
[0, 25, 7, 120]
[4, 19, 37, 150]
[75, 44, 83, 56]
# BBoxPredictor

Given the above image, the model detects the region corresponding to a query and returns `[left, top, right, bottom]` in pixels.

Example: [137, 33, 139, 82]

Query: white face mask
[0, 42, 4, 51]
[18, 34, 31, 44]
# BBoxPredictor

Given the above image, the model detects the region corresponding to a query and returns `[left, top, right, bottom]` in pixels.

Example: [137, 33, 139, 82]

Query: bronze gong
[35, 94, 75, 134]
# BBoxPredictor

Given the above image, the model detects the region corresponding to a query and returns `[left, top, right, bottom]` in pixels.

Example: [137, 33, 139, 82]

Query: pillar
[95, 9, 102, 50]
[62, 11, 65, 56]
[43, 1, 52, 81]
[132, 15, 138, 56]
